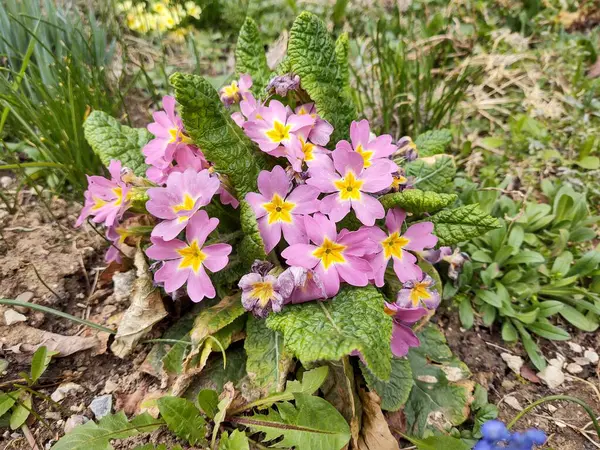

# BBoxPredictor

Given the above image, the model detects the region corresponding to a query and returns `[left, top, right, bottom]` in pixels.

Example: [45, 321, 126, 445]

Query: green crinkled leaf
[404, 435, 471, 450]
[379, 189, 457, 214]
[267, 285, 393, 380]
[240, 393, 350, 450]
[245, 315, 293, 395]
[235, 17, 271, 95]
[406, 154, 456, 193]
[170, 72, 272, 198]
[414, 129, 453, 157]
[219, 429, 250, 450]
[157, 396, 206, 446]
[334, 32, 350, 91]
[190, 294, 246, 347]
[240, 199, 267, 264]
[405, 325, 474, 436]
[83, 111, 150, 176]
[428, 204, 500, 246]
[361, 357, 413, 411]
[50, 412, 163, 450]
[287, 12, 356, 143]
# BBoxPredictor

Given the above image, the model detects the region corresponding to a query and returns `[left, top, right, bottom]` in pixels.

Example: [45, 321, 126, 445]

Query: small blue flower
[475, 420, 546, 450]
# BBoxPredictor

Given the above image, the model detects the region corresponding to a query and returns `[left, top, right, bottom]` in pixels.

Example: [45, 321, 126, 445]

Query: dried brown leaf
[357, 389, 400, 450]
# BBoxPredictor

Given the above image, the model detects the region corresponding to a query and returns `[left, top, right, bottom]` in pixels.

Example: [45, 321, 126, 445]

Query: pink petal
[245, 192, 268, 218]
[187, 266, 215, 302]
[281, 243, 319, 268]
[287, 185, 320, 214]
[309, 119, 333, 146]
[258, 166, 291, 200]
[258, 217, 282, 254]
[320, 193, 351, 223]
[281, 220, 307, 245]
[152, 218, 188, 241]
[351, 194, 384, 226]
[332, 147, 364, 177]
[369, 134, 396, 159]
[185, 210, 219, 246]
[361, 161, 395, 193]
[390, 323, 419, 357]
[287, 113, 315, 132]
[146, 237, 187, 260]
[203, 243, 232, 272]
[155, 260, 188, 293]
[306, 167, 338, 193]
[336, 256, 370, 287]
[304, 213, 337, 244]
[403, 222, 438, 251]
[315, 264, 341, 298]
[368, 252, 388, 287]
[385, 208, 406, 233]
[334, 139, 354, 153]
[392, 251, 423, 283]
[350, 119, 371, 149]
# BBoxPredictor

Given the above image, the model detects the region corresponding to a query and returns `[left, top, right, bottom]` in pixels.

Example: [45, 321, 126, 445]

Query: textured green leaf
[427, 204, 500, 246]
[287, 12, 356, 142]
[240, 199, 267, 264]
[189, 295, 246, 348]
[219, 429, 250, 450]
[379, 189, 457, 214]
[83, 111, 150, 176]
[170, 72, 272, 198]
[190, 316, 246, 372]
[240, 393, 351, 450]
[361, 357, 413, 411]
[267, 285, 393, 380]
[334, 32, 350, 91]
[30, 346, 56, 384]
[406, 154, 456, 193]
[157, 396, 206, 445]
[197, 389, 219, 419]
[50, 412, 163, 450]
[245, 315, 293, 395]
[235, 17, 270, 95]
[405, 325, 473, 436]
[414, 129, 453, 157]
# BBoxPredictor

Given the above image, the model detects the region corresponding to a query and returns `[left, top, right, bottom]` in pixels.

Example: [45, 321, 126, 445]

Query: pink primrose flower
[369, 208, 437, 286]
[396, 273, 441, 310]
[220, 74, 252, 106]
[76, 160, 131, 228]
[146, 168, 220, 241]
[281, 213, 378, 298]
[384, 302, 428, 357]
[146, 210, 231, 302]
[246, 166, 320, 253]
[143, 95, 194, 169]
[294, 103, 334, 146]
[306, 148, 391, 226]
[336, 119, 397, 171]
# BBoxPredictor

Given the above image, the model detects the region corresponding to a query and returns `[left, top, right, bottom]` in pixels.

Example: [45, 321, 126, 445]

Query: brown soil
[1, 187, 599, 449]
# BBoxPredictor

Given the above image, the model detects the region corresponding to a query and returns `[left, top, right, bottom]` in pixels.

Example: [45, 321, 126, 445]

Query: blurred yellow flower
[117, 0, 201, 35]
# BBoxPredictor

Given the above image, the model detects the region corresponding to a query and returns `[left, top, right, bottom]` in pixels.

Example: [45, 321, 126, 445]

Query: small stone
[538, 365, 565, 389]
[0, 358, 8, 374]
[547, 405, 558, 413]
[45, 411, 61, 420]
[573, 357, 591, 366]
[504, 396, 523, 411]
[0, 176, 12, 188]
[501, 353, 524, 374]
[112, 270, 136, 303]
[103, 380, 118, 394]
[51, 382, 82, 402]
[29, 311, 45, 327]
[64, 415, 89, 434]
[4, 309, 27, 325]
[501, 379, 516, 390]
[568, 342, 583, 353]
[15, 291, 34, 303]
[90, 395, 112, 419]
[584, 350, 598, 364]
[549, 354, 566, 368]
[566, 363, 583, 374]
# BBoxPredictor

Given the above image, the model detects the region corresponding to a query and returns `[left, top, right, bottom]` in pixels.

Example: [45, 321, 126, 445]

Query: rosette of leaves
[451, 180, 600, 370]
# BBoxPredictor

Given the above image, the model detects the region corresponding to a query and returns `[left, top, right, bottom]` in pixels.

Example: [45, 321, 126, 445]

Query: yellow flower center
[265, 121, 291, 143]
[384, 304, 396, 316]
[334, 171, 364, 201]
[299, 137, 315, 162]
[92, 197, 107, 211]
[381, 232, 410, 259]
[168, 127, 194, 145]
[172, 193, 196, 213]
[250, 281, 275, 307]
[92, 187, 128, 210]
[313, 238, 346, 270]
[355, 144, 374, 168]
[391, 175, 408, 190]
[409, 282, 432, 307]
[297, 106, 308, 115]
[223, 81, 240, 101]
[263, 194, 295, 224]
[177, 240, 206, 272]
